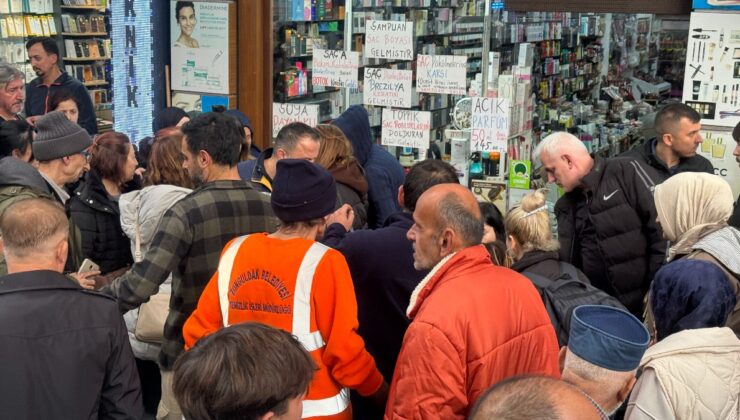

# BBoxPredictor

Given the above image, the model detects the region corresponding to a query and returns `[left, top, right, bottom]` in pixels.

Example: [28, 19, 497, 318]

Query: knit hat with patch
[32, 111, 92, 161]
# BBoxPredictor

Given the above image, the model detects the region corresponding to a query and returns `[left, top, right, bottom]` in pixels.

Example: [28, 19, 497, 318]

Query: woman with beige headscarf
[652, 172, 740, 337]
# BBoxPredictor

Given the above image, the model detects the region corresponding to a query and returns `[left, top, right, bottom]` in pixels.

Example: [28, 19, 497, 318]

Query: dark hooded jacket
[555, 155, 666, 317]
[333, 106, 405, 229]
[330, 159, 369, 230]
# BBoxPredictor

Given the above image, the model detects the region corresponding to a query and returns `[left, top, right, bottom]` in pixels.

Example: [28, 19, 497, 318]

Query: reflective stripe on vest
[217, 235, 250, 327]
[216, 238, 350, 417]
[302, 387, 351, 418]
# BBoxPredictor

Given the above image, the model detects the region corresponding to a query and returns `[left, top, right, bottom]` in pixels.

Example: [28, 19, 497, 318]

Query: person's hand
[70, 271, 100, 290]
[326, 204, 354, 231]
[25, 115, 39, 126]
[135, 167, 146, 177]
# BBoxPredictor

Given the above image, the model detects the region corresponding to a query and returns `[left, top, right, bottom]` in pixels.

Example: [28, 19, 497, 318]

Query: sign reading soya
[364, 68, 413, 108]
[272, 103, 319, 137]
[365, 20, 414, 60]
[381, 108, 431, 149]
[416, 54, 467, 95]
[312, 49, 359, 89]
[471, 97, 510, 152]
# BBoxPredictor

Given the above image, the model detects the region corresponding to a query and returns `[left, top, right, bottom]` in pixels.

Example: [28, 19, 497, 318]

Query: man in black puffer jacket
[536, 132, 665, 317]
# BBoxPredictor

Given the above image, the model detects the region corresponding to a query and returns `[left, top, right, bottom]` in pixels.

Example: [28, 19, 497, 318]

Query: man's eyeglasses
[80, 150, 91, 162]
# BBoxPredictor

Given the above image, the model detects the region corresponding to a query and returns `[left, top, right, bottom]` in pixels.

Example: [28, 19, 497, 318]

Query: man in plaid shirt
[99, 112, 278, 419]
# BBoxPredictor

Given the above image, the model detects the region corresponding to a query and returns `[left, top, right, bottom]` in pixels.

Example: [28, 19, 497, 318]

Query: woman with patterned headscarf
[626, 259, 739, 420]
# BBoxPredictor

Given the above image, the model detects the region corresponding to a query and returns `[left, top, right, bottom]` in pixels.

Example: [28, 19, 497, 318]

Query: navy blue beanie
[651, 259, 736, 341]
[271, 159, 337, 223]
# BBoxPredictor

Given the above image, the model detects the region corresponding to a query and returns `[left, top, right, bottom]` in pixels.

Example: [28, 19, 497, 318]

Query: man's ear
[275, 148, 288, 160]
[438, 227, 455, 256]
[618, 376, 637, 402]
[197, 150, 211, 168]
[259, 412, 275, 420]
[0, 236, 5, 256]
[56, 237, 68, 266]
[661, 133, 673, 147]
[397, 185, 405, 209]
[558, 346, 567, 374]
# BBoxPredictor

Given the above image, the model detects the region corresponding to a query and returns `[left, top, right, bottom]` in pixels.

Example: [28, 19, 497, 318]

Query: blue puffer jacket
[333, 105, 405, 229]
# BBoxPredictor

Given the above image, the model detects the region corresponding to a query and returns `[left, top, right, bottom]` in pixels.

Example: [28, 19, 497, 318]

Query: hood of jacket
[119, 184, 193, 255]
[330, 159, 368, 196]
[407, 245, 494, 318]
[332, 105, 372, 166]
[510, 250, 560, 273]
[0, 156, 50, 192]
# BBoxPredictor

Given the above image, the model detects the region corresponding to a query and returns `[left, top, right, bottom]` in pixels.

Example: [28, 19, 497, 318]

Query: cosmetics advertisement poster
[692, 0, 740, 10]
[170, 1, 229, 95]
[699, 128, 740, 197]
[683, 12, 740, 128]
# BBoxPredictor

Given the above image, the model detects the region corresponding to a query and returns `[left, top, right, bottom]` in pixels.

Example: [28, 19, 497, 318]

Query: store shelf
[64, 56, 111, 61]
[60, 5, 106, 10]
[62, 32, 107, 36]
[83, 80, 108, 87]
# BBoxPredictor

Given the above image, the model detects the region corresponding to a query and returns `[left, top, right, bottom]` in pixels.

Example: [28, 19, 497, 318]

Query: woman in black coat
[68, 131, 139, 278]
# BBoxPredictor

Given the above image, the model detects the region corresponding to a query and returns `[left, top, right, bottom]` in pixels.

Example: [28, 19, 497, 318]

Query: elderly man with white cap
[559, 305, 651, 417]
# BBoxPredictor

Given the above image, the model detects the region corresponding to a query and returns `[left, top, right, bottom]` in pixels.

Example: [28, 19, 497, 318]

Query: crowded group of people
[0, 35, 739, 420]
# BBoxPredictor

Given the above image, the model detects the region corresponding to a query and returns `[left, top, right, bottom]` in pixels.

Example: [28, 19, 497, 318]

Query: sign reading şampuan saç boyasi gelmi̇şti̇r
[365, 20, 413, 60]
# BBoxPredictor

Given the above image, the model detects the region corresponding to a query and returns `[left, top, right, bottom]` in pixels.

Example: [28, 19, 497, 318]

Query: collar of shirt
[38, 170, 70, 204]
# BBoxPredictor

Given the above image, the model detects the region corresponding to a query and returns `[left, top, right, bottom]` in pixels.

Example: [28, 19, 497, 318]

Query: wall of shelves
[59, 0, 112, 129]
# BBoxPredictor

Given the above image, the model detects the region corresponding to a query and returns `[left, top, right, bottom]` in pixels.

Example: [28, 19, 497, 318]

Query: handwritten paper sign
[363, 68, 413, 108]
[381, 108, 431, 149]
[416, 54, 468, 95]
[272, 103, 319, 137]
[365, 20, 414, 60]
[312, 49, 359, 89]
[471, 97, 510, 152]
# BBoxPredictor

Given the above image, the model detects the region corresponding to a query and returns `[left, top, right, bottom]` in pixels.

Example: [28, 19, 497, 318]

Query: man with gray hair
[535, 132, 665, 317]
[237, 121, 320, 192]
[385, 183, 559, 419]
[0, 63, 25, 123]
[0, 198, 142, 418]
[559, 305, 650, 417]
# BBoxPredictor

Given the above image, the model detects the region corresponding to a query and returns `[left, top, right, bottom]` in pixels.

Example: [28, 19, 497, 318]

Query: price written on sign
[471, 97, 510, 152]
[381, 108, 431, 149]
[365, 20, 414, 60]
[312, 49, 359, 89]
[363, 68, 413, 108]
[416, 54, 468, 95]
[272, 103, 319, 137]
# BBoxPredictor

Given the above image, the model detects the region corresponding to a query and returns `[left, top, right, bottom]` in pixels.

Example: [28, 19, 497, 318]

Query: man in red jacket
[385, 184, 560, 419]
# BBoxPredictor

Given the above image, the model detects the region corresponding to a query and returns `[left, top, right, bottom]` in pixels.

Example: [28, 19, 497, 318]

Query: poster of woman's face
[172, 1, 200, 48]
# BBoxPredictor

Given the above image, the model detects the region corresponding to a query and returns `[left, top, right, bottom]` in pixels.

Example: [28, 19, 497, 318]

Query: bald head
[470, 376, 603, 420]
[422, 184, 482, 246]
[0, 198, 69, 272]
[407, 184, 483, 270]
